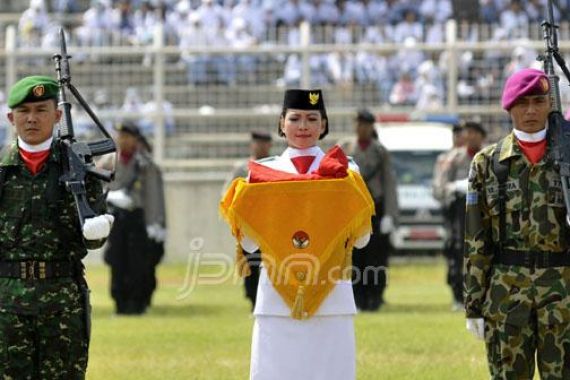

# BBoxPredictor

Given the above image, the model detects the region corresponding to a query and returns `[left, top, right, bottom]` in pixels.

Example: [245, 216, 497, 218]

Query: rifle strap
[492, 138, 509, 252]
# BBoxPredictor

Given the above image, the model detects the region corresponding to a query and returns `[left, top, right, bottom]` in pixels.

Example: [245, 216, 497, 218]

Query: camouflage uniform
[433, 146, 474, 304]
[465, 133, 570, 378]
[0, 141, 106, 379]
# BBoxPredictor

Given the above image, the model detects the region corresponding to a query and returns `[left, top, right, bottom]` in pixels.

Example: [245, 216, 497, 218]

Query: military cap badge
[33, 85, 45, 97]
[309, 92, 319, 106]
[540, 77, 549, 92]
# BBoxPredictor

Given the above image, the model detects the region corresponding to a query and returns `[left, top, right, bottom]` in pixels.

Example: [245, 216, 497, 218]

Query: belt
[493, 249, 570, 269]
[0, 261, 75, 280]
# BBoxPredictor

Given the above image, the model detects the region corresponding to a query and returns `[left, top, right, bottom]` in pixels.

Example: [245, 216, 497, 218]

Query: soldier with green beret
[0, 75, 114, 378]
[464, 68, 570, 377]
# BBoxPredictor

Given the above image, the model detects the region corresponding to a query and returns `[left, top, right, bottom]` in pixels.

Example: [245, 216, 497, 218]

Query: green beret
[8, 76, 59, 108]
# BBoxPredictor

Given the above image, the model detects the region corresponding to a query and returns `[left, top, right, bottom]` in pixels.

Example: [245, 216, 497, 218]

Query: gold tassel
[291, 285, 306, 320]
[235, 241, 251, 278]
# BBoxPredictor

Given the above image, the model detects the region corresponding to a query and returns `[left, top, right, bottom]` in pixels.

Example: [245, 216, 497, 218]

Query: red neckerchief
[467, 147, 480, 158]
[357, 138, 372, 150]
[19, 148, 50, 175]
[517, 139, 547, 165]
[119, 150, 135, 164]
[290, 155, 316, 174]
[248, 145, 348, 183]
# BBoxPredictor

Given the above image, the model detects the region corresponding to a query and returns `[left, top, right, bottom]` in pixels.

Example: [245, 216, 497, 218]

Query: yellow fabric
[220, 170, 374, 319]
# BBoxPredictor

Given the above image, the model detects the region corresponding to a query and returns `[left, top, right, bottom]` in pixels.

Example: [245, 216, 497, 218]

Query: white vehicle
[376, 121, 453, 253]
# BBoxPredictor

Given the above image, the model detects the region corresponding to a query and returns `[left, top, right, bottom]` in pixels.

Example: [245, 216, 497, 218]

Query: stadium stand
[2, 0, 570, 171]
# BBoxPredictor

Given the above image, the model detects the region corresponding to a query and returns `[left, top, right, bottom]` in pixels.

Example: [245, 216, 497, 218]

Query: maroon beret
[501, 68, 550, 111]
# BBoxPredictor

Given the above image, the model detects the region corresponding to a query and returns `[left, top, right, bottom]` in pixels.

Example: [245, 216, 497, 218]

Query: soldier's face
[465, 128, 484, 150]
[250, 140, 271, 160]
[280, 109, 326, 149]
[509, 95, 551, 133]
[8, 99, 61, 145]
[355, 122, 374, 140]
[117, 131, 139, 153]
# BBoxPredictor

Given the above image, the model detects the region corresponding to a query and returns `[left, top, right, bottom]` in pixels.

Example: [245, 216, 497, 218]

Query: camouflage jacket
[0, 140, 106, 314]
[464, 132, 570, 318]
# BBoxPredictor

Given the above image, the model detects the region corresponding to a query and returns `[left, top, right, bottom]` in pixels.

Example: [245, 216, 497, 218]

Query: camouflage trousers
[482, 265, 570, 379]
[0, 306, 88, 380]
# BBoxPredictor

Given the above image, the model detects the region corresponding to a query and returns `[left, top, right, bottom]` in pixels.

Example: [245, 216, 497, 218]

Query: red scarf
[290, 156, 316, 174]
[517, 139, 547, 165]
[357, 138, 372, 150]
[467, 147, 479, 158]
[119, 150, 135, 164]
[19, 148, 50, 175]
[249, 145, 348, 183]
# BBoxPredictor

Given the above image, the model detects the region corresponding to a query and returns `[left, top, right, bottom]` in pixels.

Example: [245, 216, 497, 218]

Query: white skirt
[250, 315, 356, 380]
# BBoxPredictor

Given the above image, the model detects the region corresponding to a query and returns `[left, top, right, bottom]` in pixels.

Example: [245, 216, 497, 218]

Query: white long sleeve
[240, 234, 259, 253]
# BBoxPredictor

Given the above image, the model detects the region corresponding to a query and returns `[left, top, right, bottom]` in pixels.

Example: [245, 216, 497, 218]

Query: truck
[376, 121, 453, 254]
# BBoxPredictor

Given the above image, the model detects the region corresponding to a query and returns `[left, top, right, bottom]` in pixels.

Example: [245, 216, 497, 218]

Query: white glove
[466, 318, 485, 340]
[83, 214, 114, 240]
[380, 215, 394, 234]
[147, 223, 167, 243]
[106, 189, 134, 210]
[454, 178, 469, 194]
[240, 235, 259, 253]
[354, 233, 370, 249]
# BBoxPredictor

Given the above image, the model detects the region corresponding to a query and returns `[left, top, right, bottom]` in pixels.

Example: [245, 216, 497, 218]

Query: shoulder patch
[466, 191, 478, 205]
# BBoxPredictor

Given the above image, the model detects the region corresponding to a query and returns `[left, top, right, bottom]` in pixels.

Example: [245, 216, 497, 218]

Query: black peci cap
[282, 89, 326, 112]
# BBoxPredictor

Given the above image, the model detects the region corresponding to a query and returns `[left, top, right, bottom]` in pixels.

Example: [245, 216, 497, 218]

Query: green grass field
[85, 259, 490, 380]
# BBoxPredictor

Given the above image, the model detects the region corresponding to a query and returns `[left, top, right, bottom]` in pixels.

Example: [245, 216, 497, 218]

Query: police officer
[0, 76, 113, 378]
[433, 124, 465, 207]
[340, 109, 398, 311]
[465, 68, 570, 377]
[433, 121, 486, 311]
[101, 122, 166, 315]
[224, 130, 272, 310]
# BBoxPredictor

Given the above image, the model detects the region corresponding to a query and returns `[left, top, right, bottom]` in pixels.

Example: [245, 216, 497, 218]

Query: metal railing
[2, 20, 569, 172]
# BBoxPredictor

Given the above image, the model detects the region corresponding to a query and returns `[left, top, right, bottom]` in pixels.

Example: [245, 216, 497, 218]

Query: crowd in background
[5, 0, 570, 130]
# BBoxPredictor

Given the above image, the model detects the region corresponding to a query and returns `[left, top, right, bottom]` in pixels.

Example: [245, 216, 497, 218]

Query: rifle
[52, 28, 116, 226]
[541, 0, 570, 226]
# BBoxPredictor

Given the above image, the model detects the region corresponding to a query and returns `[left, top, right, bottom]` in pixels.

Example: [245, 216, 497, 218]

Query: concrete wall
[163, 173, 235, 262]
[85, 173, 234, 265]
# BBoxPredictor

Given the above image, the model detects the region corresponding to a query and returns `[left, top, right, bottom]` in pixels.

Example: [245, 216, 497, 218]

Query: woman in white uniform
[244, 89, 372, 380]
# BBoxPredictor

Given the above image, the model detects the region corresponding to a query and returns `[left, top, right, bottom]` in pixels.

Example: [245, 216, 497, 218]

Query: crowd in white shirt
[13, 0, 570, 108]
